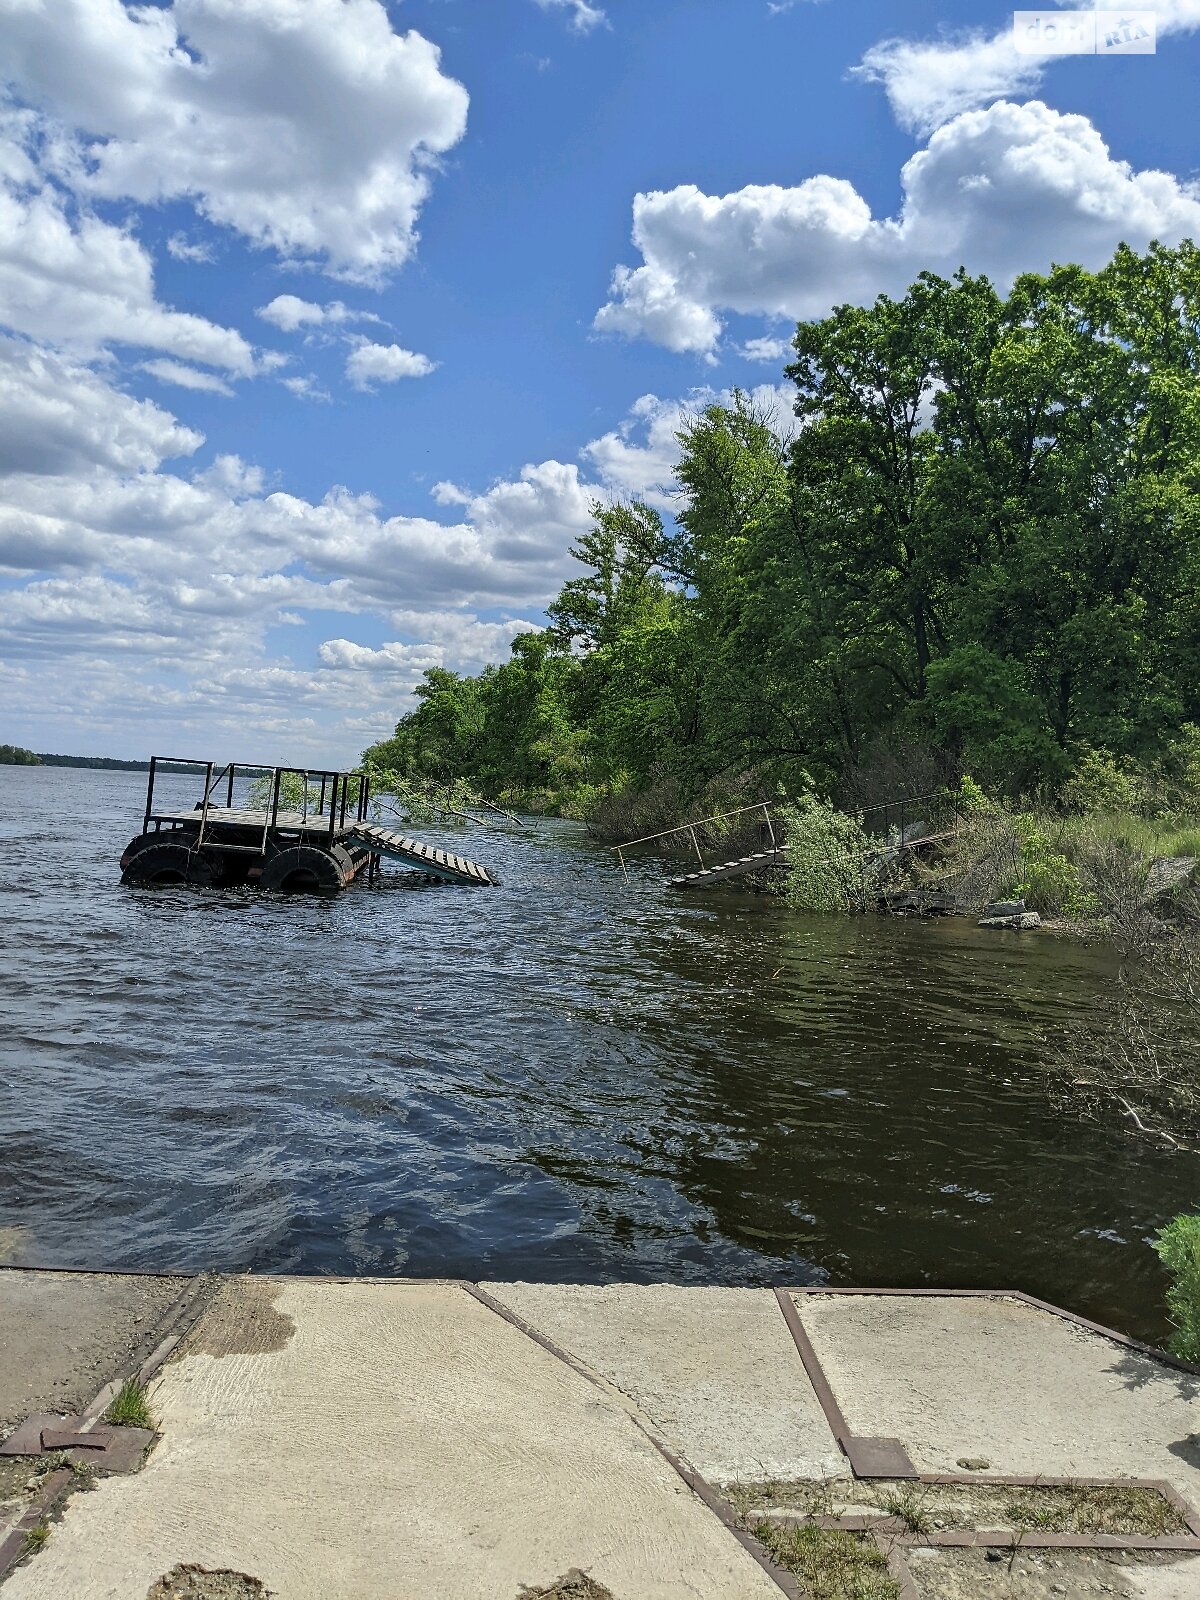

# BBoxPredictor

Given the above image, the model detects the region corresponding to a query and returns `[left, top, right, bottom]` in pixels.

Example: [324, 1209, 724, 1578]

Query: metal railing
[608, 789, 962, 883]
[142, 755, 373, 855]
[609, 801, 780, 881]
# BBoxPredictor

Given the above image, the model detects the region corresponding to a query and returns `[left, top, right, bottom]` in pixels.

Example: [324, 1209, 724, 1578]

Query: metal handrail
[607, 787, 960, 885]
[609, 802, 781, 855]
[610, 801, 780, 882]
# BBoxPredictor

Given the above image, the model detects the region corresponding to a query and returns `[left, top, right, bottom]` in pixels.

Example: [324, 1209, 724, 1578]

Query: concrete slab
[797, 1294, 1200, 1510]
[487, 1282, 845, 1484]
[0, 1271, 188, 1440]
[2, 1278, 783, 1600]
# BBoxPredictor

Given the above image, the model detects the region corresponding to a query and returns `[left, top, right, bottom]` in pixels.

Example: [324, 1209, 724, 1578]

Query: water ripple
[2, 765, 1197, 1341]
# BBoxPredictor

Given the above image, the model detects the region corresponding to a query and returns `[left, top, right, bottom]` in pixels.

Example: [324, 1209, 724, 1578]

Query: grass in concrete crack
[753, 1523, 900, 1599]
[1003, 1482, 1183, 1537]
[880, 1485, 933, 1536]
[104, 1377, 154, 1429]
[21, 1523, 50, 1558]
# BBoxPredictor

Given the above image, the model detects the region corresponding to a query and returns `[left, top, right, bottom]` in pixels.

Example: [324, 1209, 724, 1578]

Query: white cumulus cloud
[0, 0, 470, 283]
[0, 336, 202, 477]
[345, 342, 437, 390]
[857, 2, 1200, 134]
[596, 101, 1200, 355]
[0, 174, 255, 371]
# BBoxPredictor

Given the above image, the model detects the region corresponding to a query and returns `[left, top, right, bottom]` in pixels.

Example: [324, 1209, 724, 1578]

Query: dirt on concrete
[908, 1545, 1200, 1599]
[0, 1271, 195, 1440]
[0, 1456, 35, 1518]
[728, 1476, 1187, 1538]
[169, 1278, 294, 1360]
[146, 1566, 271, 1599]
[518, 1573, 616, 1599]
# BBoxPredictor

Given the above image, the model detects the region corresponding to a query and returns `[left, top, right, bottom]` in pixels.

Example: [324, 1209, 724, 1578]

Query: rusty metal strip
[39, 1427, 113, 1452]
[771, 1287, 918, 1479]
[871, 1531, 920, 1600]
[460, 1282, 805, 1599]
[772, 1287, 852, 1451]
[0, 1468, 71, 1582]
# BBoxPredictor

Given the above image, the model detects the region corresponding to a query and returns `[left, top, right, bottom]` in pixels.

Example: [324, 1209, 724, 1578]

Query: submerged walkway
[1, 1272, 1198, 1598]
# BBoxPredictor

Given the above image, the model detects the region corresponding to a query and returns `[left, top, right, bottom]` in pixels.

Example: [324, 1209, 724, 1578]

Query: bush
[1009, 815, 1097, 918]
[781, 797, 879, 912]
[1154, 1214, 1200, 1364]
[1061, 748, 1148, 815]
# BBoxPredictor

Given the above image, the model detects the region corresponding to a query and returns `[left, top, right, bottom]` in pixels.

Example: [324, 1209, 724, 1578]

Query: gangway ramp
[350, 823, 496, 886]
[669, 846, 790, 890]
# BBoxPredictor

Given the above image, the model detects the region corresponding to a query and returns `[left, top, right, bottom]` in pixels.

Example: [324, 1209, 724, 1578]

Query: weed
[21, 1523, 50, 1557]
[753, 1522, 900, 1599]
[1002, 1482, 1183, 1537]
[880, 1485, 933, 1536]
[104, 1377, 154, 1430]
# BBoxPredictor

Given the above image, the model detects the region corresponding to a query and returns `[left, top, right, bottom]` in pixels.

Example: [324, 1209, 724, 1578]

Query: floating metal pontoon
[119, 756, 496, 894]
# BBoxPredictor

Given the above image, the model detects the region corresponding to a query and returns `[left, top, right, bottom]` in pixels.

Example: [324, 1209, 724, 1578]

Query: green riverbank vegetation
[0, 744, 41, 765]
[366, 242, 1200, 862]
[1155, 1214, 1200, 1364]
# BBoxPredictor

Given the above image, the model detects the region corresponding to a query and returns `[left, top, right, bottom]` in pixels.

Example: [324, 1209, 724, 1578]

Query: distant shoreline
[35, 754, 152, 771]
[1, 751, 207, 773]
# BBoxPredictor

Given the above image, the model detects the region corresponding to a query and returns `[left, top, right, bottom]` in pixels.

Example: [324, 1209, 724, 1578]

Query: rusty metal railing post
[196, 760, 214, 848]
[143, 757, 157, 833]
[226, 763, 235, 809]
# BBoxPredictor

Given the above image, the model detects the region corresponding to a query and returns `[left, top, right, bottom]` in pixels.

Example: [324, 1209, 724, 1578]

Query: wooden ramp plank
[347, 824, 495, 886]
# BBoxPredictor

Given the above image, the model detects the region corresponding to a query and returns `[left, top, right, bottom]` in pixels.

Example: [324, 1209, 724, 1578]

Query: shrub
[956, 773, 994, 817]
[1164, 724, 1200, 807]
[1008, 814, 1097, 918]
[1061, 748, 1148, 815]
[1154, 1214, 1200, 1364]
[781, 797, 879, 912]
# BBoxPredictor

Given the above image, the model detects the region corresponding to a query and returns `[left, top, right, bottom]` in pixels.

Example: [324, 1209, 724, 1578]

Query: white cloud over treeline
[597, 101, 1200, 356]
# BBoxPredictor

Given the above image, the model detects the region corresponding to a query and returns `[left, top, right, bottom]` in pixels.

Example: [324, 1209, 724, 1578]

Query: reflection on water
[1, 765, 1196, 1343]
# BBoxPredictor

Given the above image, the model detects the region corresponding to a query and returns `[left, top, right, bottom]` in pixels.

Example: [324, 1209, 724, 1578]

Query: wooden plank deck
[155, 807, 350, 834]
[350, 824, 495, 886]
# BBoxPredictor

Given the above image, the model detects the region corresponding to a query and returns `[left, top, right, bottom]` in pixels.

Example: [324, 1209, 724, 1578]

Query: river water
[2, 765, 1197, 1344]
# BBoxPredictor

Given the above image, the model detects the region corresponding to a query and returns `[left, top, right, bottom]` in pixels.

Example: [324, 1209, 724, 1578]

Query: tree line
[366, 242, 1200, 822]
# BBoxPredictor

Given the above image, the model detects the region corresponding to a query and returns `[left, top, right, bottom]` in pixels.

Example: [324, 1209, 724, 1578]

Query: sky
[1, 0, 1199, 764]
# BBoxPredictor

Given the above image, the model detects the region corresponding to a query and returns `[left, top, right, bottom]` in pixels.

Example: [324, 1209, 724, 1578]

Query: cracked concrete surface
[487, 1282, 846, 1483]
[1, 1278, 781, 1600]
[798, 1293, 1200, 1510]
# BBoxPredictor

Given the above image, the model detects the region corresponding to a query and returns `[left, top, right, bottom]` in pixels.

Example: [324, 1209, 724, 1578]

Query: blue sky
[2, 0, 1198, 762]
